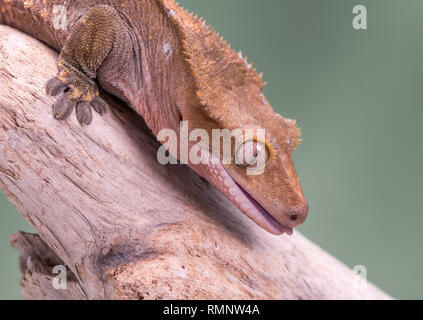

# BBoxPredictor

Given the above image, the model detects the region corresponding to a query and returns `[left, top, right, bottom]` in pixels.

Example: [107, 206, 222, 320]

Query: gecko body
[0, 0, 308, 235]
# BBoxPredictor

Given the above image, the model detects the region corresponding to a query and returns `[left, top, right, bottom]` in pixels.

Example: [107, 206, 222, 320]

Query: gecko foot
[46, 64, 107, 126]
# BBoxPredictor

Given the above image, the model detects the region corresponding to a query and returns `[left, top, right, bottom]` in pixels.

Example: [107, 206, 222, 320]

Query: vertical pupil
[253, 143, 260, 158]
[246, 141, 259, 165]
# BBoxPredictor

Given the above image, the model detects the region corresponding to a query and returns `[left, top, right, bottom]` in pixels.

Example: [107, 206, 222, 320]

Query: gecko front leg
[46, 5, 126, 125]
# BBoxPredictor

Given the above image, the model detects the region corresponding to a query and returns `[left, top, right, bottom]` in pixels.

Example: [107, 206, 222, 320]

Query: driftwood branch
[0, 25, 389, 300]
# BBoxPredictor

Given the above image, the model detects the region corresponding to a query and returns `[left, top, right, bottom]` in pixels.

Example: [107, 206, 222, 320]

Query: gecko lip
[234, 182, 293, 236]
[224, 170, 293, 236]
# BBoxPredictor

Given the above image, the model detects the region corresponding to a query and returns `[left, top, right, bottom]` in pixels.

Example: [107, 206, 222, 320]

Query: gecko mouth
[233, 180, 293, 236]
[188, 149, 293, 235]
[222, 169, 293, 235]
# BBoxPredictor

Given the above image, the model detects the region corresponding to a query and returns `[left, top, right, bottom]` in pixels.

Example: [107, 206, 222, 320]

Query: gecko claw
[52, 94, 75, 120]
[91, 96, 108, 115]
[46, 77, 69, 96]
[76, 102, 93, 125]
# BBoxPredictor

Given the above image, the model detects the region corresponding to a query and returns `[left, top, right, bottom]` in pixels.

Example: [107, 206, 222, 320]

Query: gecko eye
[235, 140, 269, 168]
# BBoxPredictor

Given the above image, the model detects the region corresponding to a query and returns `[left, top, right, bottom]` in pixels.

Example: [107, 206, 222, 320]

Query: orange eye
[235, 140, 269, 168]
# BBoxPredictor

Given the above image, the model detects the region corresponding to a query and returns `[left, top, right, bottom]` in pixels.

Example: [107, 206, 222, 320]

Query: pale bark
[0, 25, 390, 300]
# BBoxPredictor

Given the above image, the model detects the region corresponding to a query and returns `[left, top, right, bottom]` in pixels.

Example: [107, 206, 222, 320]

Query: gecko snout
[280, 200, 309, 228]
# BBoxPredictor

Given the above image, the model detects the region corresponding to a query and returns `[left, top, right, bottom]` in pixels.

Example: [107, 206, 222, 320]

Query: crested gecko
[0, 0, 308, 235]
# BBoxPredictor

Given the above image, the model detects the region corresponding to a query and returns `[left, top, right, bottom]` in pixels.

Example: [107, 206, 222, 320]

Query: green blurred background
[1, 0, 422, 299]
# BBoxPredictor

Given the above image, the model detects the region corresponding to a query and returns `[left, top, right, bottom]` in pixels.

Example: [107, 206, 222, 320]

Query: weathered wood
[0, 25, 390, 300]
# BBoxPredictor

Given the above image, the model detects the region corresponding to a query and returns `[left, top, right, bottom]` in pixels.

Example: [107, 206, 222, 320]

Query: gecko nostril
[283, 201, 309, 227]
[290, 214, 298, 222]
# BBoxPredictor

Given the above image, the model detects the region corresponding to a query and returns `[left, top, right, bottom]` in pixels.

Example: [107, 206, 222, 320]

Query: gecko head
[184, 83, 309, 235]
[222, 113, 308, 235]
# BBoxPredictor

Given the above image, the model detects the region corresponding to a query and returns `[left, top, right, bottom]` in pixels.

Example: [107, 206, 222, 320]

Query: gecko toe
[76, 102, 93, 126]
[53, 95, 75, 120]
[91, 96, 108, 115]
[46, 77, 68, 96]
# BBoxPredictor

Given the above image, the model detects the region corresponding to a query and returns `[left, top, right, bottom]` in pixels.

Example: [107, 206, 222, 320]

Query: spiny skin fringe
[165, 0, 285, 152]
[286, 119, 303, 148]
[296, 127, 303, 142]
[171, 0, 264, 92]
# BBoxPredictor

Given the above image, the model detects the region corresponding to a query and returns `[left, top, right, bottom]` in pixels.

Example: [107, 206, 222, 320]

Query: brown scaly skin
[0, 0, 308, 235]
